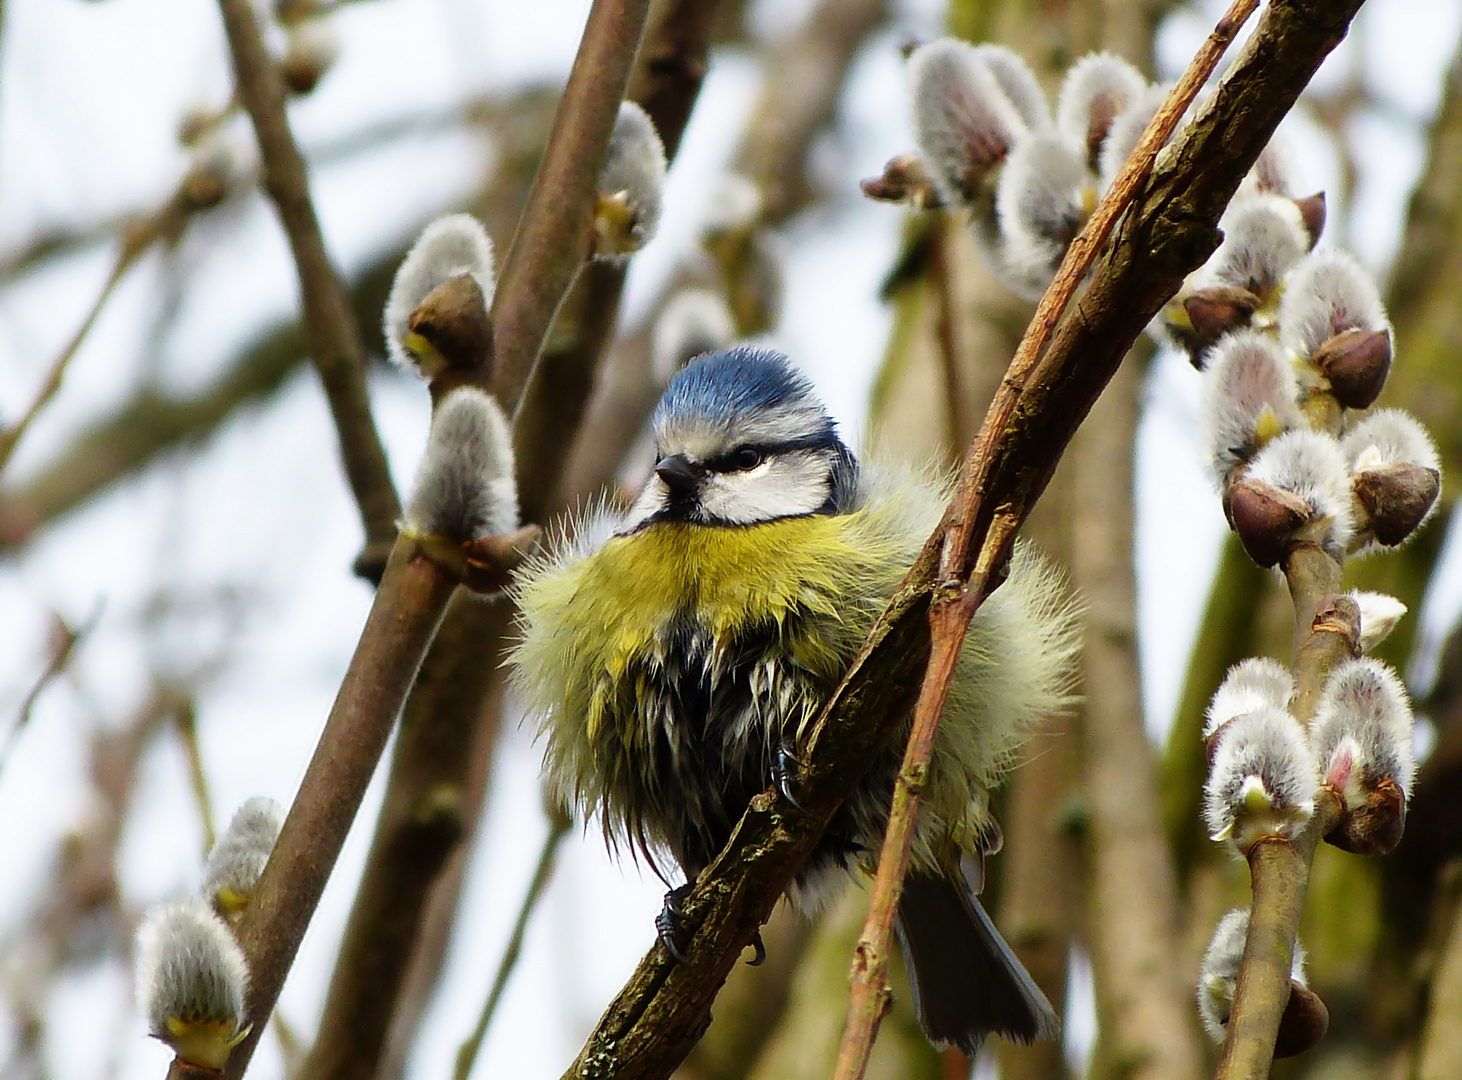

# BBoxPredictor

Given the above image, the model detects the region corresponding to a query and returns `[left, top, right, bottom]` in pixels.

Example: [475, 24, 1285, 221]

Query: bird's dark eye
[733, 447, 763, 470]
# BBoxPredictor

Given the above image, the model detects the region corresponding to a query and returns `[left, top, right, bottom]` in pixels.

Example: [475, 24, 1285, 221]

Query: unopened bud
[134, 899, 251, 1070]
[1201, 331, 1300, 484]
[1177, 285, 1262, 365]
[968, 44, 1050, 133]
[1204, 657, 1293, 742]
[1226, 479, 1310, 569]
[1279, 250, 1390, 369]
[860, 154, 943, 209]
[1343, 409, 1441, 549]
[1055, 53, 1146, 173]
[1198, 909, 1324, 1056]
[1348, 591, 1407, 653]
[1311, 327, 1392, 409]
[1237, 429, 1354, 563]
[384, 214, 495, 377]
[1205, 706, 1317, 855]
[403, 387, 518, 544]
[996, 133, 1093, 299]
[1209, 193, 1311, 302]
[1293, 192, 1326, 248]
[279, 20, 339, 96]
[908, 39, 1030, 210]
[593, 101, 667, 261]
[203, 798, 283, 920]
[1311, 658, 1414, 855]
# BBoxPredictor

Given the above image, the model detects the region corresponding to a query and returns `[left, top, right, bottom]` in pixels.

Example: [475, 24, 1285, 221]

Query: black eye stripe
[702, 435, 837, 473]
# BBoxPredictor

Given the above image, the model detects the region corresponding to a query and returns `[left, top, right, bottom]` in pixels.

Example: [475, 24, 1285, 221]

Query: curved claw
[773, 741, 804, 810]
[745, 929, 767, 967]
[657, 884, 693, 965]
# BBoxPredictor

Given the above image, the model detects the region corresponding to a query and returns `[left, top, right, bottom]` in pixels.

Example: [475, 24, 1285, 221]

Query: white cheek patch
[698, 452, 832, 524]
[620, 476, 671, 532]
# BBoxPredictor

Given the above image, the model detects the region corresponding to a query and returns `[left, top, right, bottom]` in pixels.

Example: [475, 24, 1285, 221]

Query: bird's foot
[745, 929, 766, 967]
[656, 884, 694, 964]
[773, 741, 804, 809]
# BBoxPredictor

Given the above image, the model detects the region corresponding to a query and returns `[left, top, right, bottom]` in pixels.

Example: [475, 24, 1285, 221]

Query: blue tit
[510, 346, 1081, 1050]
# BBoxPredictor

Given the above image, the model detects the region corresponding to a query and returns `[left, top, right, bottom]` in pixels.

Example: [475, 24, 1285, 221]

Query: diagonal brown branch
[215, 0, 401, 577]
[557, 2, 1369, 1077]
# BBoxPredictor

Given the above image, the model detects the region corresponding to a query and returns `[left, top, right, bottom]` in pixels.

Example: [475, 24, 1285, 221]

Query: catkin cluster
[133, 798, 284, 1069]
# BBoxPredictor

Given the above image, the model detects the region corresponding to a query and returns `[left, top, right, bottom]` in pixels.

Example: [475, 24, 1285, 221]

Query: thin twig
[172, 698, 217, 854]
[833, 2, 1260, 1072]
[558, 2, 1366, 1076]
[0, 606, 100, 782]
[452, 810, 572, 1080]
[215, 0, 401, 577]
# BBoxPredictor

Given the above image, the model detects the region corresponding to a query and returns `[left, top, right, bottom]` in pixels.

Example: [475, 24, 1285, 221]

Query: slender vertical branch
[215, 0, 401, 574]
[833, 4, 1260, 1072]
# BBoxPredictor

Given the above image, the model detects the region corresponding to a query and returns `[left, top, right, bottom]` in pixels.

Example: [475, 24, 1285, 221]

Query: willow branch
[834, 4, 1260, 1072]
[216, 0, 401, 575]
[560, 2, 1364, 1077]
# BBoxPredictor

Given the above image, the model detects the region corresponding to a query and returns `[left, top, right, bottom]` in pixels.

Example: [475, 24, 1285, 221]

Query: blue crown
[655, 346, 833, 436]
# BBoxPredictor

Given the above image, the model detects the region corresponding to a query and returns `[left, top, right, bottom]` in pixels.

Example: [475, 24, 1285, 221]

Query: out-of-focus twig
[451, 808, 572, 1080]
[0, 606, 100, 783]
[216, 0, 401, 578]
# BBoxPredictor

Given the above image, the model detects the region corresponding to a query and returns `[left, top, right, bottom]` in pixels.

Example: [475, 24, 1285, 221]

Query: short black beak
[655, 454, 703, 497]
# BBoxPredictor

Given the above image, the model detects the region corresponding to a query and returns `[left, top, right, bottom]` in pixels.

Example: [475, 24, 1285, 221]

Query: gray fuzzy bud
[403, 388, 518, 542]
[594, 101, 667, 260]
[1278, 249, 1389, 361]
[383, 214, 495, 373]
[203, 797, 283, 919]
[1243, 429, 1355, 558]
[996, 133, 1092, 299]
[909, 38, 1031, 210]
[651, 289, 736, 387]
[1201, 331, 1301, 485]
[1205, 657, 1293, 740]
[1342, 409, 1441, 475]
[969, 43, 1051, 133]
[1055, 52, 1146, 172]
[1311, 658, 1415, 802]
[1198, 908, 1307, 1041]
[134, 898, 250, 1069]
[1205, 705, 1318, 854]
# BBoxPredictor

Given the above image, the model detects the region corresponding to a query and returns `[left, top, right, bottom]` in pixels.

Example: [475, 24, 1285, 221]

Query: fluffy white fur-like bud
[1198, 908, 1308, 1042]
[1311, 658, 1415, 800]
[134, 899, 250, 1069]
[1342, 409, 1441, 474]
[1243, 429, 1355, 558]
[1205, 706, 1318, 854]
[1201, 331, 1301, 484]
[403, 388, 518, 542]
[909, 38, 1031, 210]
[594, 101, 668, 260]
[203, 797, 283, 920]
[996, 133, 1093, 299]
[970, 43, 1050, 133]
[651, 289, 736, 387]
[1097, 82, 1166, 192]
[1208, 194, 1312, 300]
[1278, 249, 1390, 360]
[1056, 53, 1146, 171]
[1204, 657, 1293, 740]
[1348, 591, 1407, 653]
[383, 214, 495, 374]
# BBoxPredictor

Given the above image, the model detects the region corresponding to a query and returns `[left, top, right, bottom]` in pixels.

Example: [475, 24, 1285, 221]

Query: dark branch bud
[407, 274, 493, 377]
[1311, 327, 1391, 409]
[1226, 478, 1311, 569]
[1353, 463, 1441, 548]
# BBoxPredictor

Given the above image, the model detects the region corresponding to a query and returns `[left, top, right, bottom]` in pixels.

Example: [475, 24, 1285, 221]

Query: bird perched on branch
[511, 347, 1080, 1049]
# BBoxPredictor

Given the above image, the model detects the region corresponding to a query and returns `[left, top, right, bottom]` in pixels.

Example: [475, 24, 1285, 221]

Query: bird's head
[623, 347, 858, 530]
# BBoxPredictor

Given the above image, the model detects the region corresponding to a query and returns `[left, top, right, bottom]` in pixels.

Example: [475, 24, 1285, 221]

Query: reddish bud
[1227, 479, 1311, 568]
[1353, 462, 1441, 546]
[1312, 327, 1391, 409]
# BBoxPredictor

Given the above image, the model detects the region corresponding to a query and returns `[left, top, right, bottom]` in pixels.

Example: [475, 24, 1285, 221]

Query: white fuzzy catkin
[1348, 591, 1408, 653]
[996, 133, 1092, 299]
[382, 214, 495, 372]
[1198, 908, 1307, 1041]
[1207, 193, 1312, 298]
[1204, 657, 1293, 739]
[1055, 52, 1146, 169]
[1278, 249, 1390, 360]
[651, 289, 736, 387]
[909, 38, 1030, 210]
[134, 898, 250, 1068]
[1201, 331, 1302, 484]
[1310, 657, 1415, 802]
[594, 101, 668, 260]
[1244, 429, 1355, 557]
[403, 388, 518, 542]
[970, 43, 1050, 132]
[203, 797, 283, 917]
[1341, 408, 1441, 475]
[1205, 705, 1318, 853]
[1097, 82, 1166, 193]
